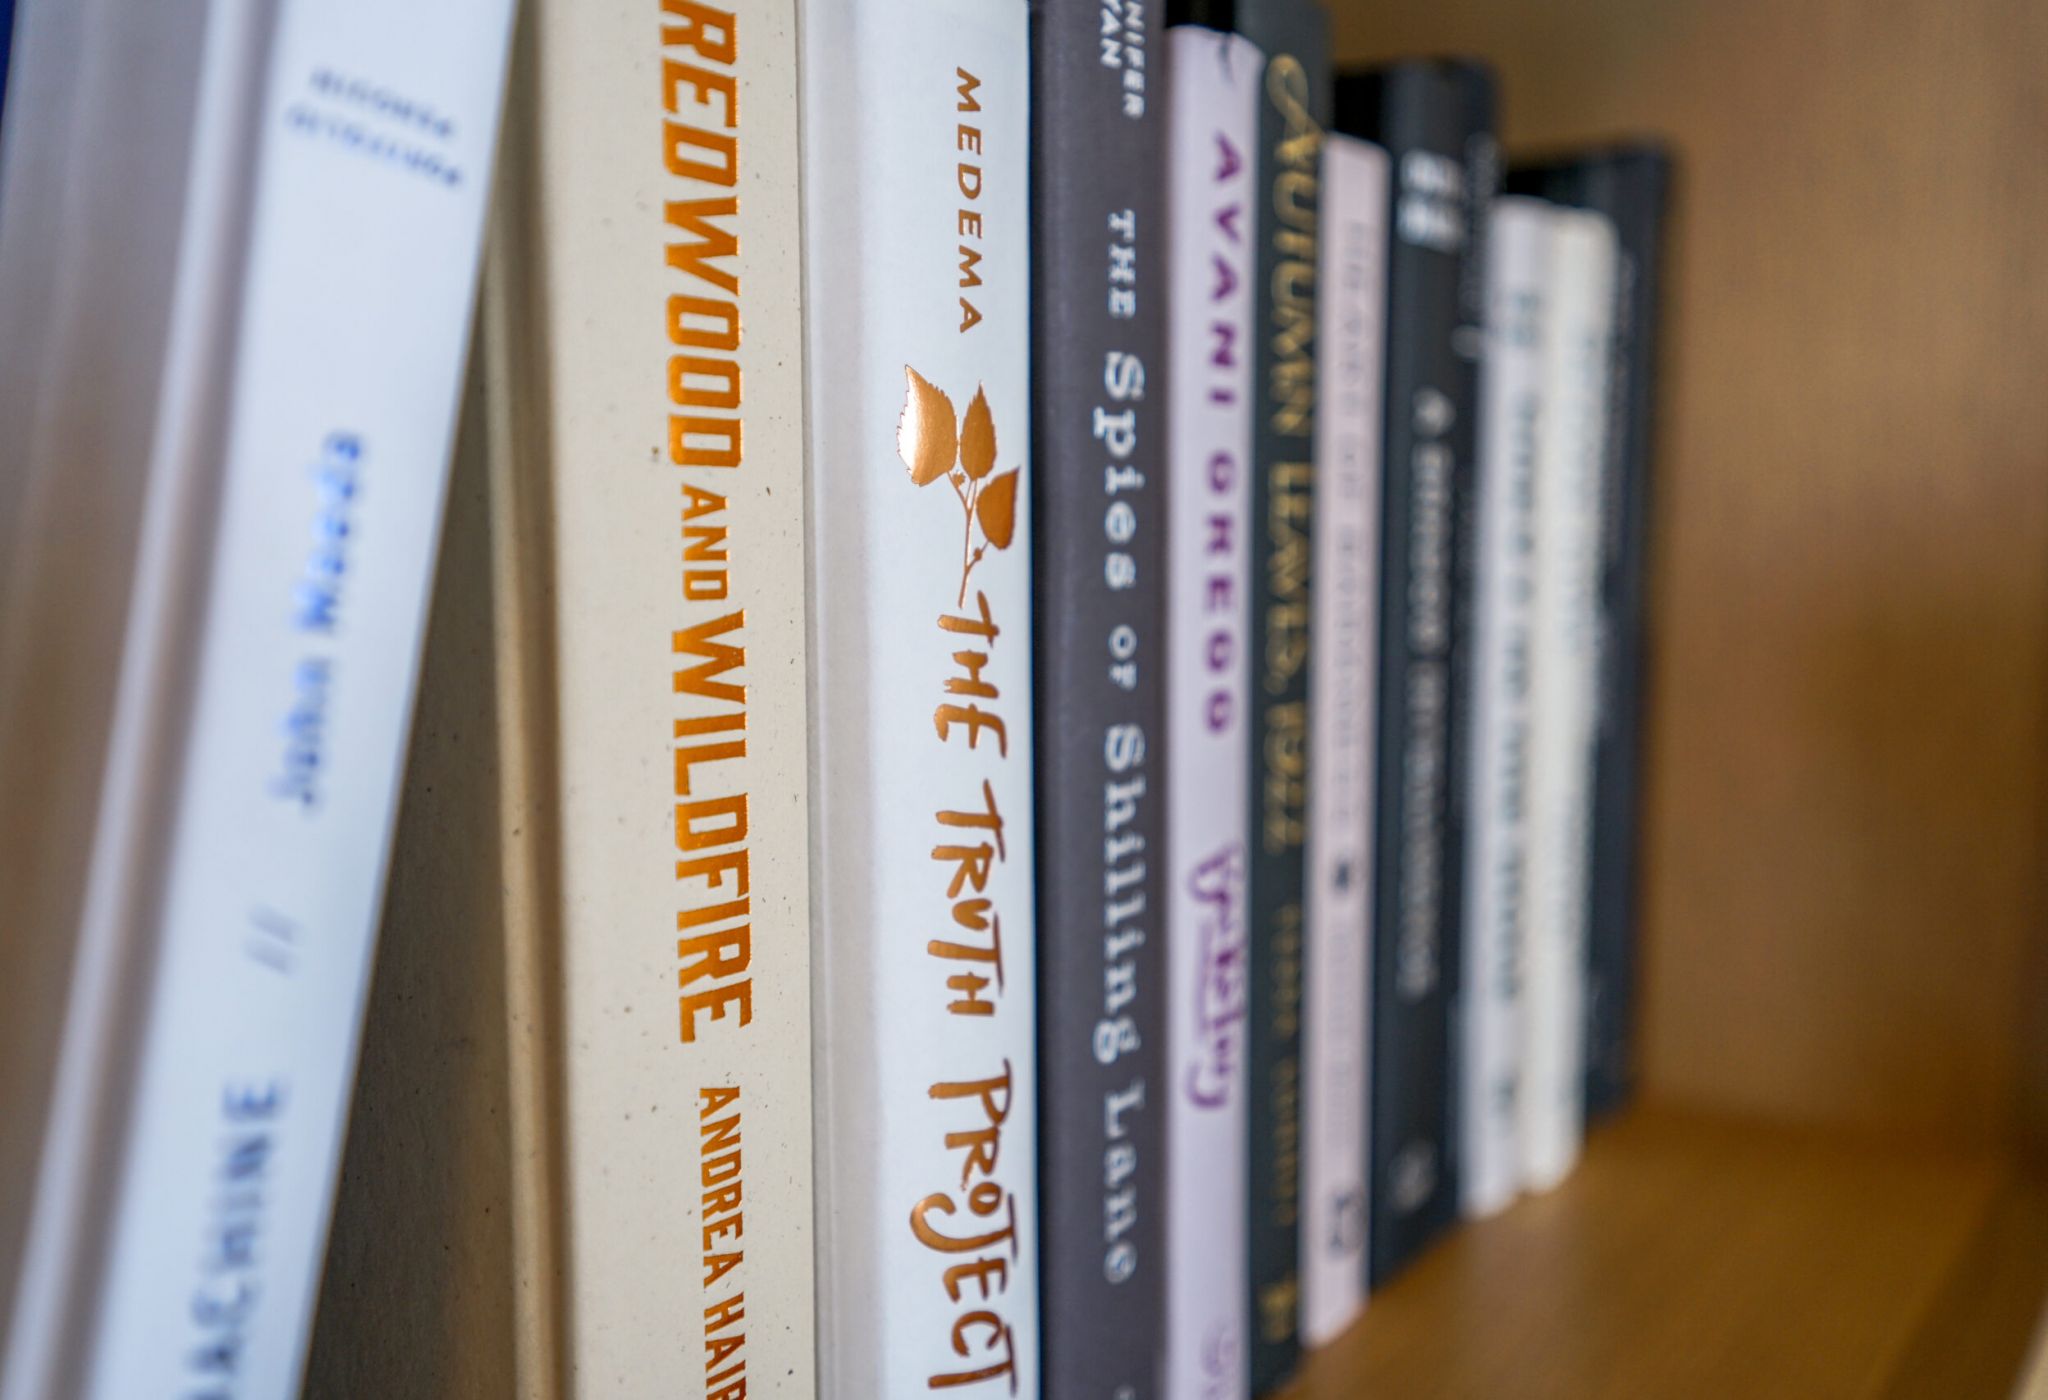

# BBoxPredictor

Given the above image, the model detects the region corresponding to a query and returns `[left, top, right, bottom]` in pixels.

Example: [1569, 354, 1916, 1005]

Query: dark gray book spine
[1233, 0, 1327, 1386]
[1505, 148, 1671, 1123]
[1335, 60, 1496, 1288]
[1029, 2, 1169, 1394]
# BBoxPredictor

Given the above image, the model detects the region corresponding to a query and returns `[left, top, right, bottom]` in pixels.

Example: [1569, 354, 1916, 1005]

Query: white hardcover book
[476, 0, 818, 1391]
[1299, 130, 1388, 1348]
[2, 3, 514, 1397]
[801, 1, 1039, 1394]
[1459, 196, 1551, 1219]
[1162, 24, 1260, 1399]
[0, 3, 218, 1341]
[1520, 203, 1617, 1194]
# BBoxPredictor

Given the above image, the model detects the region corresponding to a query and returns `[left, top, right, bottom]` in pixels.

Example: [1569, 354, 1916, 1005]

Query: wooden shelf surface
[1289, 1109, 2048, 1399]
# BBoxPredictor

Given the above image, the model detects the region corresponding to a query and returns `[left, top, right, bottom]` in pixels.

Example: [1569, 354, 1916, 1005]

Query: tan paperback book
[308, 2, 819, 1394]
[496, 0, 815, 1390]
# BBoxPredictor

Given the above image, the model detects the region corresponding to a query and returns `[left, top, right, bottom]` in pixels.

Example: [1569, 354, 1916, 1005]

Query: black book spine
[1029, 3, 1169, 1395]
[1335, 61, 1497, 1288]
[1506, 149, 1672, 1123]
[1233, 0, 1328, 1386]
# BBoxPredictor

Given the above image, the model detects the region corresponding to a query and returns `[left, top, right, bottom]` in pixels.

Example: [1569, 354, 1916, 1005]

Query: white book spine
[63, 3, 513, 1396]
[1162, 25, 1260, 1400]
[1459, 197, 1551, 1219]
[1520, 204, 1618, 1194]
[1299, 130, 1388, 1347]
[801, 2, 1039, 1395]
[506, 0, 818, 1388]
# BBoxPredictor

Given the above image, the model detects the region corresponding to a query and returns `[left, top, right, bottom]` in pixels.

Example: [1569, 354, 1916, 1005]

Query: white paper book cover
[1162, 24, 1259, 1400]
[1299, 130, 1388, 1348]
[1520, 203, 1617, 1194]
[1459, 196, 1551, 1219]
[3, 4, 514, 1397]
[0, 3, 219, 1363]
[801, 1, 1038, 1394]
[491, 0, 817, 1390]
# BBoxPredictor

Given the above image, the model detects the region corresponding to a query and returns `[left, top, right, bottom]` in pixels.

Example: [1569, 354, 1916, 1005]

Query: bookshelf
[1291, 1110, 2048, 1398]
[1303, 0, 2048, 1391]
[299, 0, 2048, 1394]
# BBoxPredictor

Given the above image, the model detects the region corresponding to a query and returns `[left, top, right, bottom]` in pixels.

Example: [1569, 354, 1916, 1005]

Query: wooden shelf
[1288, 1108, 2048, 1398]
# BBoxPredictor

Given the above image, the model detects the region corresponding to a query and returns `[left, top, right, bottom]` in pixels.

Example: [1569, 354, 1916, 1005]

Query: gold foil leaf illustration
[959, 385, 998, 481]
[897, 367, 957, 486]
[975, 468, 1019, 549]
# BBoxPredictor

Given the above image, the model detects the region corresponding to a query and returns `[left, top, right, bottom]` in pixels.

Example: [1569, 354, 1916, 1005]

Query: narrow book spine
[1299, 130, 1388, 1349]
[1028, 0, 1168, 1393]
[1520, 153, 1672, 1124]
[500, 0, 818, 1385]
[802, 3, 1039, 1394]
[1458, 197, 1550, 1218]
[1520, 205, 1617, 1192]
[1162, 24, 1260, 1400]
[1340, 61, 1496, 1287]
[69, 4, 513, 1395]
[1232, 2, 1328, 1383]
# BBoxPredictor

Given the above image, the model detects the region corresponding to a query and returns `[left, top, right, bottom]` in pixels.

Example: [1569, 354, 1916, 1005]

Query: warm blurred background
[1296, 1, 2048, 1394]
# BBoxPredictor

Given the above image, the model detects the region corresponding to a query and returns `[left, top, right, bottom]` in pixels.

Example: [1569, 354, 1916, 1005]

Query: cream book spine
[2, 3, 514, 1397]
[1459, 195, 1550, 1218]
[480, 0, 818, 1393]
[1520, 203, 1617, 1194]
[1299, 129, 1388, 1348]
[1162, 23, 1260, 1400]
[800, 0, 1039, 1394]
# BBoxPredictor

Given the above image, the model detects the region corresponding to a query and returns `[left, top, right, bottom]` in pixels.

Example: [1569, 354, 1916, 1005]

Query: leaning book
[0, 2, 513, 1396]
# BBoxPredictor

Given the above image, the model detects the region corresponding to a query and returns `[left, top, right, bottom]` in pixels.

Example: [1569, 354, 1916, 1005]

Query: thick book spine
[1335, 60, 1496, 1287]
[1162, 24, 1260, 1400]
[1028, 1, 1168, 1394]
[1458, 198, 1550, 1218]
[802, 4, 1040, 1394]
[1520, 205, 1617, 1191]
[1298, 130, 1388, 1349]
[1507, 150, 1672, 1123]
[1231, 1, 1328, 1383]
[488, 0, 818, 1388]
[16, 5, 514, 1397]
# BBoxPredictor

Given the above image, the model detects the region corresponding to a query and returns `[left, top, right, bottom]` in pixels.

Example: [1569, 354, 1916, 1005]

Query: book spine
[1346, 63, 1496, 1287]
[1578, 157, 1669, 1123]
[65, 4, 513, 1396]
[1028, 0, 1168, 1394]
[1458, 197, 1550, 1218]
[1520, 205, 1617, 1192]
[801, 3, 1039, 1394]
[1298, 130, 1388, 1349]
[492, 0, 818, 1387]
[1231, 2, 1328, 1383]
[0, 5, 221, 1386]
[1162, 24, 1260, 1400]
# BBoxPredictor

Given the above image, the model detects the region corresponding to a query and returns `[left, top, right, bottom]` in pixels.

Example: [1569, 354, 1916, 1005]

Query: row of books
[0, 0, 1666, 1395]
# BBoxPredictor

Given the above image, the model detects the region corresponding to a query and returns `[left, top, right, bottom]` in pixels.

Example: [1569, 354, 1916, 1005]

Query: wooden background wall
[1336, 0, 2048, 1149]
